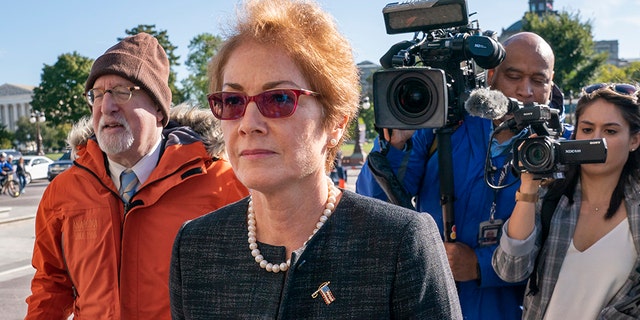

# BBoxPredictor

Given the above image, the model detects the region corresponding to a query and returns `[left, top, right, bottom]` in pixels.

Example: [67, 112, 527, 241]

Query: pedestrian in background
[25, 32, 248, 320]
[15, 156, 27, 194]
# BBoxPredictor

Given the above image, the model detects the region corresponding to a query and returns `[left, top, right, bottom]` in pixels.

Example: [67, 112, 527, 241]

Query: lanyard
[489, 162, 509, 223]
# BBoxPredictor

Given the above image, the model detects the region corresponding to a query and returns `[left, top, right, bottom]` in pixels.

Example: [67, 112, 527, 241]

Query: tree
[31, 52, 93, 127]
[593, 61, 640, 84]
[123, 25, 185, 104]
[13, 117, 69, 153]
[627, 62, 640, 82]
[181, 33, 224, 107]
[594, 64, 628, 83]
[0, 124, 14, 149]
[522, 11, 607, 95]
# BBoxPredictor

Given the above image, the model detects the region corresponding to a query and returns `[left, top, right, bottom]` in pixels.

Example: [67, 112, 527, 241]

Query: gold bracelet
[515, 189, 538, 203]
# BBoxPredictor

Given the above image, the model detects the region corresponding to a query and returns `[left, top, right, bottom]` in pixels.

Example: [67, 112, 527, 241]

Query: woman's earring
[329, 138, 338, 147]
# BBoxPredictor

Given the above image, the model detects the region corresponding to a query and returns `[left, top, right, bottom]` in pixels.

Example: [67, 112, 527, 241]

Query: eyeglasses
[583, 83, 639, 96]
[207, 88, 319, 120]
[84, 86, 141, 106]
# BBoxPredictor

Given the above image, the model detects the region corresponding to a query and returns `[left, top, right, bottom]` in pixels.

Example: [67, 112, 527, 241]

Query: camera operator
[493, 83, 640, 319]
[356, 32, 564, 320]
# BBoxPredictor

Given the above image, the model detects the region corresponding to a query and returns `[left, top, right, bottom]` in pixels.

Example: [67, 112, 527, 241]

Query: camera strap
[396, 139, 413, 183]
[527, 192, 561, 296]
[366, 150, 415, 210]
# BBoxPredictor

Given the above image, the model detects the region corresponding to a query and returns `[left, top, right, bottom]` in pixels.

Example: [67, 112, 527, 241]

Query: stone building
[0, 83, 34, 132]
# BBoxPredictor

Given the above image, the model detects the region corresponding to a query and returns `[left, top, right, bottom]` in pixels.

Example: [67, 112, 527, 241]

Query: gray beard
[97, 131, 134, 155]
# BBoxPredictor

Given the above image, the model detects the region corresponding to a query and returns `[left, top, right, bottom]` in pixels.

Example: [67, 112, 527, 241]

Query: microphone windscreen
[464, 88, 510, 120]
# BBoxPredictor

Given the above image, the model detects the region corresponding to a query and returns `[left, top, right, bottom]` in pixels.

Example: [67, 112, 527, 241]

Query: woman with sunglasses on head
[168, 0, 461, 318]
[493, 83, 640, 319]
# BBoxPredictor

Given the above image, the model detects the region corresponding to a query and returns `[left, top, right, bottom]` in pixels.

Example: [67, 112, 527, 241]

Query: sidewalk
[0, 206, 11, 220]
[0, 206, 35, 225]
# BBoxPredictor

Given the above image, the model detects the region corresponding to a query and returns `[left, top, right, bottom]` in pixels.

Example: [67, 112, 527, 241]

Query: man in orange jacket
[25, 32, 248, 320]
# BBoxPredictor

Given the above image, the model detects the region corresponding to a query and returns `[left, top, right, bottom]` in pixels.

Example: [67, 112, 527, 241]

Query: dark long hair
[545, 87, 640, 219]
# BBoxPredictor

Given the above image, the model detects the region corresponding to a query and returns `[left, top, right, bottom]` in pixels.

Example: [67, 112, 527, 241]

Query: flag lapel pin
[311, 281, 336, 305]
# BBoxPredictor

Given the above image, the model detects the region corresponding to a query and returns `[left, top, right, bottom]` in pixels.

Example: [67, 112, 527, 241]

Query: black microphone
[464, 88, 522, 120]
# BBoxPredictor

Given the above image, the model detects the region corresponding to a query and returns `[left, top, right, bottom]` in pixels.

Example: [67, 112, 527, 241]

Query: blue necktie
[119, 169, 138, 203]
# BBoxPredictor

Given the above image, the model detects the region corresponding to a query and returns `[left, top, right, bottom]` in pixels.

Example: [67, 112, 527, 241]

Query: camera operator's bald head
[488, 32, 555, 106]
[503, 32, 555, 67]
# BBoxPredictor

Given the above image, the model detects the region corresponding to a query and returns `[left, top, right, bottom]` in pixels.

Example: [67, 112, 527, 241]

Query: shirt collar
[490, 127, 529, 157]
[108, 138, 163, 190]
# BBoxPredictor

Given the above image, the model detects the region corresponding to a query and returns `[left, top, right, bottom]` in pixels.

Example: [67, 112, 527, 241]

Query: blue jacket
[357, 115, 526, 320]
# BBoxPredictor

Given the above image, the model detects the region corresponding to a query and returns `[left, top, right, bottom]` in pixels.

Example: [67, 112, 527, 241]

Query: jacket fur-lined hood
[67, 103, 226, 159]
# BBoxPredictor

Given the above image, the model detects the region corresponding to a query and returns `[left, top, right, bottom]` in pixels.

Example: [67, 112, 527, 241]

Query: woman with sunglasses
[168, 0, 461, 318]
[493, 83, 640, 319]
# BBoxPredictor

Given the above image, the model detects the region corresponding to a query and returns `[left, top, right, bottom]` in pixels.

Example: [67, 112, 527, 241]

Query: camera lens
[372, 68, 446, 129]
[526, 145, 547, 165]
[521, 138, 554, 173]
[388, 72, 441, 126]
[396, 78, 432, 114]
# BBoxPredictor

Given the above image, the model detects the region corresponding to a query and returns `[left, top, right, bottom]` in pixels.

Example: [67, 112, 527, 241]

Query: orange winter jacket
[26, 121, 248, 320]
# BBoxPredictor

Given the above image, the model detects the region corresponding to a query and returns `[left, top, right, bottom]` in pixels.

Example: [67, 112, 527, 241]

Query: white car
[13, 155, 54, 183]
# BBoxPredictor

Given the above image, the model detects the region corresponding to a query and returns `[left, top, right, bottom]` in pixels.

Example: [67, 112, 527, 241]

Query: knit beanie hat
[85, 32, 172, 126]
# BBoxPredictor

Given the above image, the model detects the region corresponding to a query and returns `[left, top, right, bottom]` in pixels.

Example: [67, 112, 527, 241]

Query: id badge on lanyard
[478, 162, 508, 247]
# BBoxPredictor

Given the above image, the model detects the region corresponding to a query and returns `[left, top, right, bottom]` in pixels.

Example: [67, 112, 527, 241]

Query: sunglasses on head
[207, 88, 319, 120]
[582, 83, 639, 96]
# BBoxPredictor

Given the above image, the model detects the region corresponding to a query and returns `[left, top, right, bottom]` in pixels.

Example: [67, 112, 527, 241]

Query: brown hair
[208, 0, 361, 170]
[549, 85, 640, 219]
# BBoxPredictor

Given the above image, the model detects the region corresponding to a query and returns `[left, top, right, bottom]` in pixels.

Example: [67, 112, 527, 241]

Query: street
[0, 179, 46, 319]
[0, 168, 360, 319]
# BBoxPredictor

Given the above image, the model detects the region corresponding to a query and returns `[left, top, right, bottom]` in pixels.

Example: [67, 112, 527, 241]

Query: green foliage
[594, 64, 629, 83]
[46, 122, 73, 151]
[523, 11, 606, 94]
[14, 117, 36, 144]
[181, 33, 223, 107]
[123, 25, 185, 104]
[594, 62, 640, 84]
[13, 116, 71, 153]
[0, 124, 14, 148]
[31, 52, 93, 126]
[627, 62, 640, 83]
[347, 104, 376, 140]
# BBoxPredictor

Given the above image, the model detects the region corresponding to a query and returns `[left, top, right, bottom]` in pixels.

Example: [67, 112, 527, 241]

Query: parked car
[13, 155, 54, 183]
[48, 150, 73, 181]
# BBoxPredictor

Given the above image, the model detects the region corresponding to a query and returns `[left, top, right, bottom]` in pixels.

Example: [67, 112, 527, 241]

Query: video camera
[373, 0, 505, 129]
[510, 103, 608, 179]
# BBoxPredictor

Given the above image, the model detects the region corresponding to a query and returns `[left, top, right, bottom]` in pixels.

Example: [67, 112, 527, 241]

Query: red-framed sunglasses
[207, 88, 319, 120]
[582, 83, 639, 96]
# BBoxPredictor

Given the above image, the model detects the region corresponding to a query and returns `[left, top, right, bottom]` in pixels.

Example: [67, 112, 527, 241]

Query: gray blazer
[170, 190, 462, 319]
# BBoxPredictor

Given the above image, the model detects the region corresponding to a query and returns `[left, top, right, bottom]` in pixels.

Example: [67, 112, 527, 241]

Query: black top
[170, 190, 462, 319]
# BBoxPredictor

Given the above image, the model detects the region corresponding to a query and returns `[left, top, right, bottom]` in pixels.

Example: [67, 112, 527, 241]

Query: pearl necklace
[247, 177, 338, 273]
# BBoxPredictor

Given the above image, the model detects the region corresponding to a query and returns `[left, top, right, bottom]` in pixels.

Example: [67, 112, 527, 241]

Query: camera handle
[436, 127, 456, 242]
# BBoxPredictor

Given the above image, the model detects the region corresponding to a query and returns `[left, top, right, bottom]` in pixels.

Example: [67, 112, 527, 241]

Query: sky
[1, 0, 639, 87]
